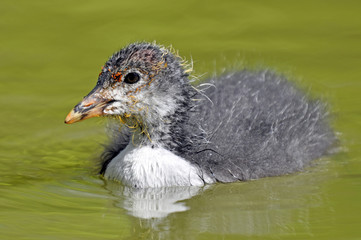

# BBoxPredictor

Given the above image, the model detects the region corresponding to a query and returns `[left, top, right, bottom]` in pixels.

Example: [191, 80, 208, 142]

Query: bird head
[65, 43, 192, 131]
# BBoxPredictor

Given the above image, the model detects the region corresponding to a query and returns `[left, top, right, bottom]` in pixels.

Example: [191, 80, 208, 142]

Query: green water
[1, 0, 361, 239]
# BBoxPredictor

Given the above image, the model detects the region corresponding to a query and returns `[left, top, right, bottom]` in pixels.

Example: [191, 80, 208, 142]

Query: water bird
[65, 42, 335, 188]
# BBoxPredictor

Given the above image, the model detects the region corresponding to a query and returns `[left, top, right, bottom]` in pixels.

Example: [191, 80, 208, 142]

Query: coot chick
[65, 42, 335, 188]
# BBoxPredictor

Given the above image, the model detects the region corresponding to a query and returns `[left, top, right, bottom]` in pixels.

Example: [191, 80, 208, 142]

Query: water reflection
[105, 182, 206, 219]
[103, 170, 333, 239]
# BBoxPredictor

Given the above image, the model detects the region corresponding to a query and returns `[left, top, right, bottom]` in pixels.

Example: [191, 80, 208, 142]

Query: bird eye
[124, 72, 140, 84]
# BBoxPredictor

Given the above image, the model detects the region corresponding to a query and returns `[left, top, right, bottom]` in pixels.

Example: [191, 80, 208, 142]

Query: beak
[65, 92, 111, 124]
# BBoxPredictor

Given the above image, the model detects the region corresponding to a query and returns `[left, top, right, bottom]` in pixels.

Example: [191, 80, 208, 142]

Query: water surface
[1, 0, 361, 239]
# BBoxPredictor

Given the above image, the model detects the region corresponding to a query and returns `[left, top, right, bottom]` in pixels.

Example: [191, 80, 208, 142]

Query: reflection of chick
[65, 42, 335, 188]
[106, 182, 203, 219]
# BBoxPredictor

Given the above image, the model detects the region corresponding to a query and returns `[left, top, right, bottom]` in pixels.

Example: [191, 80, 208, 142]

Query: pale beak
[65, 94, 111, 124]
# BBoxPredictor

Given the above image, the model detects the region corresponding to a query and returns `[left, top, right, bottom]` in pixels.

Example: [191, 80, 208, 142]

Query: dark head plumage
[65, 42, 198, 150]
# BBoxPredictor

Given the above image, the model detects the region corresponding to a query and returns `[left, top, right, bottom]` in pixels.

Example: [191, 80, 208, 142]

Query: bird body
[65, 42, 335, 188]
[104, 144, 213, 188]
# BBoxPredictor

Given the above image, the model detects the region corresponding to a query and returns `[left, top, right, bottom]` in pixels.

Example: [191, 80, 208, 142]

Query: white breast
[104, 144, 214, 188]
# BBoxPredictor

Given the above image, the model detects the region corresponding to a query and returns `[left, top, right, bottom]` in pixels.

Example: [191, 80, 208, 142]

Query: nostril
[83, 102, 94, 107]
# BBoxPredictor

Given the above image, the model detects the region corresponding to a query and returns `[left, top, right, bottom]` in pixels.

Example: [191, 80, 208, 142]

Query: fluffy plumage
[188, 71, 334, 182]
[65, 42, 335, 187]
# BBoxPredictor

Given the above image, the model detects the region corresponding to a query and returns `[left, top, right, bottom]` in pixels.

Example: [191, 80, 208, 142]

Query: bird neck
[130, 85, 199, 155]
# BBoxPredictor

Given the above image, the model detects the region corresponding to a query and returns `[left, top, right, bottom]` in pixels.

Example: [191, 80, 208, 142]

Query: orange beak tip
[64, 109, 80, 124]
[64, 119, 73, 124]
[65, 96, 109, 125]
